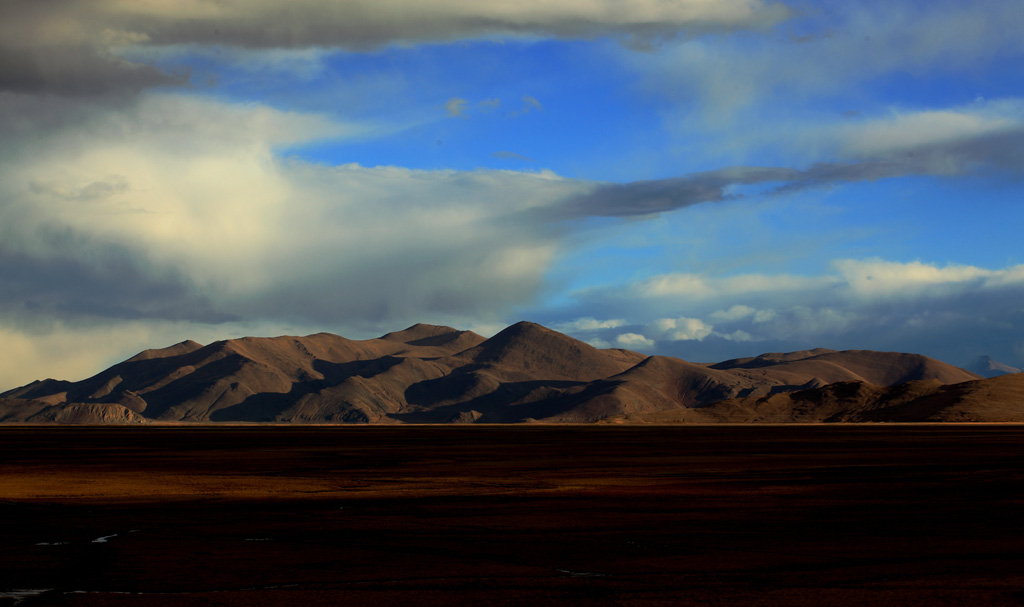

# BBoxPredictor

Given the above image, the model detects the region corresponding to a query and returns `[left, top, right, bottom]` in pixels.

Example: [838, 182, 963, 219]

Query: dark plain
[1, 425, 1022, 606]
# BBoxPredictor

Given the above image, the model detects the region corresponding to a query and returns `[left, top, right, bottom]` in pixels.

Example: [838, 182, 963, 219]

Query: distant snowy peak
[964, 355, 1023, 378]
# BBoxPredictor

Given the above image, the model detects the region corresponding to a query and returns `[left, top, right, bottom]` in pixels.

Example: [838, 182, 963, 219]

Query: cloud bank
[0, 94, 598, 333]
[555, 259, 1024, 367]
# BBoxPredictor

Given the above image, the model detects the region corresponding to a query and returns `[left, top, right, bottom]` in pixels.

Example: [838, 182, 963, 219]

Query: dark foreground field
[1, 426, 1023, 606]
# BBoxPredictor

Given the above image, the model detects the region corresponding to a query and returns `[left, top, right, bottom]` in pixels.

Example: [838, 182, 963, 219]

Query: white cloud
[834, 259, 1004, 299]
[561, 258, 1024, 367]
[592, 260, 1024, 314]
[710, 304, 756, 321]
[640, 274, 715, 298]
[721, 329, 753, 342]
[985, 265, 1024, 288]
[638, 272, 834, 299]
[648, 317, 714, 341]
[835, 107, 1021, 159]
[672, 320, 714, 342]
[553, 317, 626, 332]
[616, 332, 655, 348]
[0, 92, 597, 332]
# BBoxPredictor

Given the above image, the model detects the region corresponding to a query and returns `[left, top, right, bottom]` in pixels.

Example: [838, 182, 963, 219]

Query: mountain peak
[380, 323, 461, 343]
[711, 348, 838, 370]
[471, 321, 577, 356]
[462, 321, 636, 381]
[964, 355, 1023, 378]
[125, 339, 205, 363]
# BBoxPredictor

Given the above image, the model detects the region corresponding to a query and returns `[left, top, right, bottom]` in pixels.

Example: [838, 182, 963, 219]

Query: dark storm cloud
[909, 126, 1024, 174]
[113, 1, 793, 50]
[552, 167, 800, 219]
[0, 236, 234, 325]
[547, 161, 902, 220]
[552, 122, 1024, 220]
[0, 1, 182, 96]
[0, 0, 791, 96]
[0, 45, 182, 96]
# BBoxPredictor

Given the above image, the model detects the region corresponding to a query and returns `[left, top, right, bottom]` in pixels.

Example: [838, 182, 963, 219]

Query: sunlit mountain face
[2, 0, 1023, 391]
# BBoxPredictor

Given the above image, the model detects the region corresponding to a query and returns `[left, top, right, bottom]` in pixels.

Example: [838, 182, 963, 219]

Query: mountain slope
[552, 349, 980, 424]
[0, 326, 480, 423]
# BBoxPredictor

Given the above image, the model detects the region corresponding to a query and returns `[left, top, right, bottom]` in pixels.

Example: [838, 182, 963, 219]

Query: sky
[2, 0, 1024, 389]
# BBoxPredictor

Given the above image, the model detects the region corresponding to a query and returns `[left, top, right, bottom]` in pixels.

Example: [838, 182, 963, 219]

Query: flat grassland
[1, 425, 1023, 606]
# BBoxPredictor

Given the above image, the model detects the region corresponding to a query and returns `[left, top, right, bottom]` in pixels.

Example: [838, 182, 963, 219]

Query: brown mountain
[543, 346, 982, 422]
[609, 373, 1024, 424]
[0, 322, 999, 424]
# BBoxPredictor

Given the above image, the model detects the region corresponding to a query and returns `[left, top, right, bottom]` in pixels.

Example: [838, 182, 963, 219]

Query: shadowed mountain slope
[547, 349, 980, 423]
[0, 322, 1005, 424]
[609, 373, 1024, 424]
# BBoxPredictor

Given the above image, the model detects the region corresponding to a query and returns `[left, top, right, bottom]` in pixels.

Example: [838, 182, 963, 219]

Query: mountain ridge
[2, 322, 1010, 424]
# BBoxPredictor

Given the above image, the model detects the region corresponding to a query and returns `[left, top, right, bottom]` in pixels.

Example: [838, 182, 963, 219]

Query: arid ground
[1, 425, 1023, 606]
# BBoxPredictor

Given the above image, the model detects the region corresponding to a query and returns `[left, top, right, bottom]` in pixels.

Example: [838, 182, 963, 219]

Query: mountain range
[2, 321, 1020, 424]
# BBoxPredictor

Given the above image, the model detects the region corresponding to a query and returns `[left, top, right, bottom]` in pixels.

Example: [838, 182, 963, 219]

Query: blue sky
[1, 0, 1023, 388]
